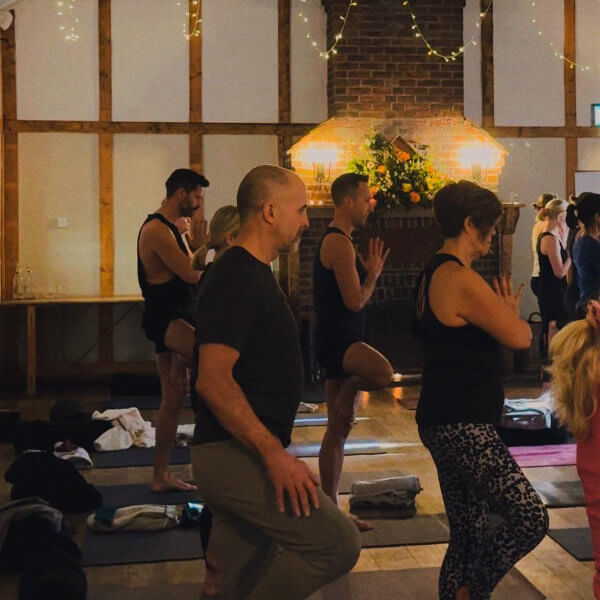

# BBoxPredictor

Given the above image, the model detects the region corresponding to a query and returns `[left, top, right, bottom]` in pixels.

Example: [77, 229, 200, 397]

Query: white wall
[497, 138, 566, 318]
[111, 0, 189, 122]
[578, 139, 600, 171]
[463, 0, 482, 125]
[113, 134, 189, 295]
[15, 0, 99, 120]
[576, 0, 600, 126]
[203, 135, 280, 220]
[202, 0, 278, 122]
[493, 0, 564, 126]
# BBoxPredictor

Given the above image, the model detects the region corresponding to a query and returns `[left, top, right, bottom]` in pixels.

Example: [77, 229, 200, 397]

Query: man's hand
[189, 213, 209, 251]
[263, 448, 320, 517]
[363, 237, 390, 279]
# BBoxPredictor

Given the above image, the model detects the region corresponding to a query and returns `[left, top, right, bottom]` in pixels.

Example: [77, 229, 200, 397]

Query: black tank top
[313, 227, 367, 344]
[537, 232, 567, 289]
[414, 254, 504, 426]
[137, 213, 195, 322]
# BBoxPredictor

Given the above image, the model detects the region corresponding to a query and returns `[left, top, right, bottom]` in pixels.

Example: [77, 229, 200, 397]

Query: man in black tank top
[137, 168, 209, 492]
[313, 173, 393, 530]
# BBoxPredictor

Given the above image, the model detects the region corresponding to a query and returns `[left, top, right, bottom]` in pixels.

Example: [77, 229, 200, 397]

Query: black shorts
[142, 306, 193, 354]
[316, 337, 362, 380]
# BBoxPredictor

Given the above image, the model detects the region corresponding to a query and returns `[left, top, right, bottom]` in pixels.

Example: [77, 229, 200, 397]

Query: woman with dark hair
[414, 181, 548, 600]
[567, 193, 600, 318]
[537, 199, 571, 355]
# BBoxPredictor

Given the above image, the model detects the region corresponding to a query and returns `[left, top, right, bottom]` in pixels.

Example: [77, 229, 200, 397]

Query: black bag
[5, 452, 102, 513]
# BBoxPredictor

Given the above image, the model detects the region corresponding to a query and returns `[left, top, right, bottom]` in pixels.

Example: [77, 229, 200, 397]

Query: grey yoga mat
[548, 527, 594, 561]
[103, 395, 191, 410]
[81, 526, 203, 566]
[358, 513, 450, 548]
[93, 446, 191, 468]
[96, 483, 199, 507]
[533, 480, 585, 508]
[289, 439, 387, 458]
[88, 568, 542, 600]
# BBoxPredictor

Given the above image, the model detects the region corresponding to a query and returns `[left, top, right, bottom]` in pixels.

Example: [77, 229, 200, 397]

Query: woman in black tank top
[414, 182, 548, 599]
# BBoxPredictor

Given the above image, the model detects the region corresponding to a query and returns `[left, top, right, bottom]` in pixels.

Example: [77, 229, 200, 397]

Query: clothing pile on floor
[0, 497, 87, 600]
[87, 504, 179, 532]
[349, 475, 422, 517]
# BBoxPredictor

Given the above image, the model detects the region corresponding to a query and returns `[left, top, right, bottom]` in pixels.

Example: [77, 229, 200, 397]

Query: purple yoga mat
[509, 444, 576, 467]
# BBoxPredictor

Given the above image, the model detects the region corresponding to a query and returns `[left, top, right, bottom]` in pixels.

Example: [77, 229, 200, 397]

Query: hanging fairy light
[401, 0, 493, 62]
[177, 0, 201, 39]
[528, 0, 600, 72]
[56, 0, 80, 42]
[297, 0, 357, 60]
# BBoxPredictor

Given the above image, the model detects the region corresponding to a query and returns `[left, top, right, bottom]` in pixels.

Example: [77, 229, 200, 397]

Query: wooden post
[98, 0, 114, 360]
[564, 0, 577, 197]
[26, 305, 37, 395]
[189, 0, 203, 173]
[480, 0, 494, 129]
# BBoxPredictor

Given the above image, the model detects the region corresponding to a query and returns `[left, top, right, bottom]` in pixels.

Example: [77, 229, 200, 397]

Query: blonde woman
[548, 300, 600, 599]
[530, 194, 555, 296]
[192, 205, 241, 272]
[537, 198, 571, 355]
[191, 204, 240, 599]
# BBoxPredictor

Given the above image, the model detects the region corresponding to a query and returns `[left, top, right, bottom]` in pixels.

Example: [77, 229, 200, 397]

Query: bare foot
[349, 513, 374, 531]
[151, 474, 197, 492]
[201, 561, 219, 599]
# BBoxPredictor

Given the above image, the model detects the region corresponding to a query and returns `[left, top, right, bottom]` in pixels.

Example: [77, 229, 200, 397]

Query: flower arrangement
[348, 132, 446, 212]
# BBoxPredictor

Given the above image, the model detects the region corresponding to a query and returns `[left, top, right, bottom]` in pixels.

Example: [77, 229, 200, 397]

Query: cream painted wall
[113, 134, 189, 296]
[202, 135, 280, 221]
[576, 0, 600, 126]
[15, 0, 99, 120]
[463, 0, 482, 125]
[111, 0, 189, 122]
[494, 0, 564, 126]
[18, 133, 100, 296]
[497, 138, 566, 318]
[290, 0, 328, 123]
[579, 139, 600, 171]
[202, 0, 278, 122]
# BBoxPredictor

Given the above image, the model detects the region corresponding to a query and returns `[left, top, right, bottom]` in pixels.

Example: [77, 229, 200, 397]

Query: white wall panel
[113, 134, 189, 295]
[202, 0, 278, 122]
[463, 0, 482, 125]
[15, 0, 99, 120]
[203, 135, 279, 221]
[576, 0, 600, 126]
[112, 0, 189, 122]
[579, 139, 600, 171]
[494, 0, 564, 126]
[290, 0, 327, 123]
[18, 133, 100, 296]
[497, 138, 566, 318]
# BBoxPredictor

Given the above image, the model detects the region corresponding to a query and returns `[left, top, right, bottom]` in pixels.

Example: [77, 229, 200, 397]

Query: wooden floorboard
[0, 382, 595, 599]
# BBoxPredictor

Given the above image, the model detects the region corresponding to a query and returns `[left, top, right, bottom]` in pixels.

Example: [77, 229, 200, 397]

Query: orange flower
[427, 164, 435, 174]
[410, 191, 421, 204]
[370, 186, 379, 196]
[377, 165, 387, 174]
[397, 151, 410, 162]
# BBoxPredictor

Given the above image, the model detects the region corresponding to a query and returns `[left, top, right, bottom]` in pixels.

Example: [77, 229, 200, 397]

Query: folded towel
[349, 491, 417, 513]
[351, 475, 422, 497]
[297, 402, 319, 413]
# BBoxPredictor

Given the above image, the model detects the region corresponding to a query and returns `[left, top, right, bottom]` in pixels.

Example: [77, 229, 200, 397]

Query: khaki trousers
[191, 440, 361, 600]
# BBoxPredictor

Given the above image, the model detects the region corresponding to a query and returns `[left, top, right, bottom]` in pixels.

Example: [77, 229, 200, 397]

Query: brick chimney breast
[321, 0, 466, 118]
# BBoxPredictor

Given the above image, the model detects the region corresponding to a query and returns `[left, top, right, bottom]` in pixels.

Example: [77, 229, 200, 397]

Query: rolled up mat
[93, 446, 191, 468]
[81, 526, 203, 566]
[96, 484, 199, 507]
[548, 528, 594, 561]
[533, 480, 585, 508]
[88, 568, 543, 600]
[338, 470, 409, 495]
[293, 415, 369, 427]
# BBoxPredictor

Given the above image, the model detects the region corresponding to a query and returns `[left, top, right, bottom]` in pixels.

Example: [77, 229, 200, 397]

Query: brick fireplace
[281, 0, 520, 373]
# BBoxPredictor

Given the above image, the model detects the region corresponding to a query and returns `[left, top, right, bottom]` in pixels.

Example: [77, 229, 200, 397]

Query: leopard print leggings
[419, 423, 549, 600]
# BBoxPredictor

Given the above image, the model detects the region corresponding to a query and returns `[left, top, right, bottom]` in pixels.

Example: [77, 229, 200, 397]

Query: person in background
[537, 199, 571, 356]
[530, 194, 555, 297]
[414, 180, 547, 600]
[567, 193, 600, 319]
[549, 300, 600, 599]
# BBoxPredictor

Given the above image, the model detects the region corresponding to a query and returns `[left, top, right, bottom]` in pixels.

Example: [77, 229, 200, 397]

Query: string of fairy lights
[51, 0, 600, 75]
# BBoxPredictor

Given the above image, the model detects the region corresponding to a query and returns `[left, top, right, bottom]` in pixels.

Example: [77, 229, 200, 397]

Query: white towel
[92, 407, 155, 450]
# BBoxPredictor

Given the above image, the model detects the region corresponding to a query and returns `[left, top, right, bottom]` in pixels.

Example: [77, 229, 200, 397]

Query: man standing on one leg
[192, 165, 361, 600]
[137, 168, 209, 492]
[314, 173, 394, 530]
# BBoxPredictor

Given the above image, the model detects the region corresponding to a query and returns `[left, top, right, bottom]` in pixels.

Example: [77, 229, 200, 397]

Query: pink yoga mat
[509, 444, 576, 468]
